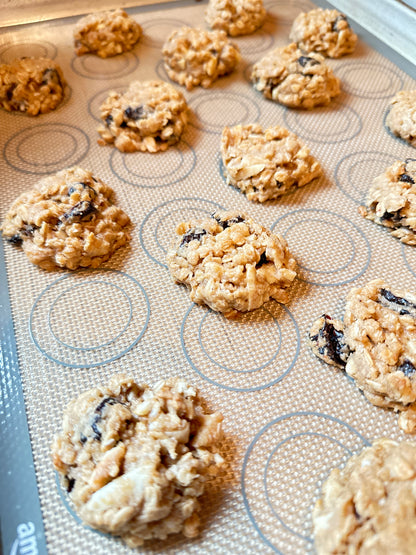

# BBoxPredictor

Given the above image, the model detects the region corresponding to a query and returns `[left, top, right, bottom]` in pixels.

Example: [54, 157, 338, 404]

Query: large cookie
[1, 166, 130, 270]
[359, 158, 416, 245]
[251, 43, 340, 109]
[162, 26, 240, 90]
[97, 80, 188, 153]
[205, 0, 266, 36]
[385, 90, 416, 148]
[0, 57, 66, 115]
[313, 438, 416, 554]
[221, 123, 322, 202]
[52, 374, 224, 547]
[289, 8, 357, 58]
[166, 210, 297, 318]
[74, 9, 142, 58]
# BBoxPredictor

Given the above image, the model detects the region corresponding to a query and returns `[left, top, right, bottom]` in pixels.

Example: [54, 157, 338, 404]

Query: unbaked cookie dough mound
[97, 80, 188, 153]
[289, 8, 357, 58]
[386, 90, 416, 148]
[74, 9, 142, 58]
[205, 0, 266, 36]
[0, 57, 66, 115]
[359, 158, 416, 245]
[162, 26, 241, 90]
[251, 43, 340, 109]
[166, 210, 297, 318]
[52, 374, 224, 547]
[1, 166, 131, 270]
[313, 438, 416, 554]
[309, 279, 416, 433]
[221, 123, 322, 202]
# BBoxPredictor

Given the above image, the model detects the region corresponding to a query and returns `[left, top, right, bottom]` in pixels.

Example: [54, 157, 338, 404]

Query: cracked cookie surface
[221, 123, 322, 202]
[0, 57, 66, 115]
[251, 42, 340, 109]
[386, 90, 416, 148]
[52, 374, 224, 547]
[205, 0, 266, 36]
[166, 210, 297, 317]
[359, 158, 416, 245]
[97, 80, 188, 153]
[313, 438, 416, 554]
[1, 166, 130, 270]
[162, 26, 240, 90]
[74, 9, 142, 58]
[289, 8, 357, 58]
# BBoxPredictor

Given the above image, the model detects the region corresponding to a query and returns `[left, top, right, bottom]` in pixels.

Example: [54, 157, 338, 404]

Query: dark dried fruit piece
[399, 173, 415, 184]
[298, 56, 320, 68]
[213, 214, 245, 229]
[180, 228, 207, 247]
[332, 14, 348, 32]
[42, 68, 63, 88]
[124, 106, 144, 120]
[256, 252, 268, 268]
[91, 396, 120, 441]
[67, 182, 97, 199]
[316, 314, 350, 367]
[398, 359, 416, 376]
[60, 201, 97, 224]
[380, 210, 401, 223]
[105, 114, 113, 127]
[379, 288, 416, 313]
[7, 234, 23, 245]
[66, 476, 75, 493]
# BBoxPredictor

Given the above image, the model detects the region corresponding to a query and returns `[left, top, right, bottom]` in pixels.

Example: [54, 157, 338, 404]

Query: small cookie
[162, 26, 240, 90]
[0, 57, 66, 115]
[74, 9, 142, 58]
[205, 0, 266, 36]
[52, 374, 224, 547]
[309, 279, 416, 433]
[166, 210, 297, 318]
[313, 438, 416, 554]
[359, 158, 416, 245]
[385, 90, 416, 148]
[221, 123, 322, 202]
[1, 166, 130, 270]
[251, 43, 340, 109]
[289, 8, 357, 58]
[97, 80, 188, 153]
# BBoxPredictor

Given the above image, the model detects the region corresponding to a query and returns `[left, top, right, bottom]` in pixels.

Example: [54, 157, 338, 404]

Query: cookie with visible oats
[1, 166, 130, 270]
[251, 43, 340, 109]
[0, 57, 66, 115]
[205, 0, 266, 36]
[162, 26, 240, 90]
[386, 90, 416, 148]
[221, 123, 322, 202]
[313, 438, 416, 554]
[52, 374, 224, 547]
[97, 80, 188, 153]
[359, 158, 416, 245]
[74, 9, 142, 58]
[289, 8, 357, 58]
[166, 210, 297, 318]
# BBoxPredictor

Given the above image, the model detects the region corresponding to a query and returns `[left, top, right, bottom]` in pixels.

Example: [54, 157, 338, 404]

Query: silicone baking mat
[0, 1, 415, 553]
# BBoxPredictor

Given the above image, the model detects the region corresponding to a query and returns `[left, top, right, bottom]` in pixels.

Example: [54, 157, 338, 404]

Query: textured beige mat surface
[0, 1, 416, 553]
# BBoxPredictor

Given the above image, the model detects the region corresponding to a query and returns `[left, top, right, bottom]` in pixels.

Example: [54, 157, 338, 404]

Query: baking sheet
[0, 1, 416, 553]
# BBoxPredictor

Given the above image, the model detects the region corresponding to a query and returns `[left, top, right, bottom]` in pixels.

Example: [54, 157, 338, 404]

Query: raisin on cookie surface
[251, 43, 340, 109]
[221, 123, 322, 202]
[162, 26, 240, 90]
[385, 90, 416, 148]
[97, 80, 188, 153]
[166, 210, 297, 318]
[74, 9, 142, 58]
[1, 166, 130, 270]
[0, 57, 66, 115]
[205, 0, 266, 37]
[359, 158, 416, 245]
[52, 374, 224, 547]
[313, 438, 416, 554]
[289, 8, 357, 58]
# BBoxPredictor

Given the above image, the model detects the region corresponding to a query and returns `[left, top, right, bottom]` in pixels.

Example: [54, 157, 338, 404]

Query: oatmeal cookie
[1, 166, 130, 270]
[289, 8, 357, 58]
[251, 43, 340, 109]
[74, 9, 142, 58]
[162, 26, 240, 90]
[166, 210, 297, 318]
[221, 123, 322, 202]
[309, 279, 416, 433]
[97, 80, 188, 153]
[0, 57, 66, 115]
[313, 438, 416, 554]
[385, 90, 416, 148]
[359, 158, 416, 245]
[52, 374, 224, 547]
[205, 0, 266, 36]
